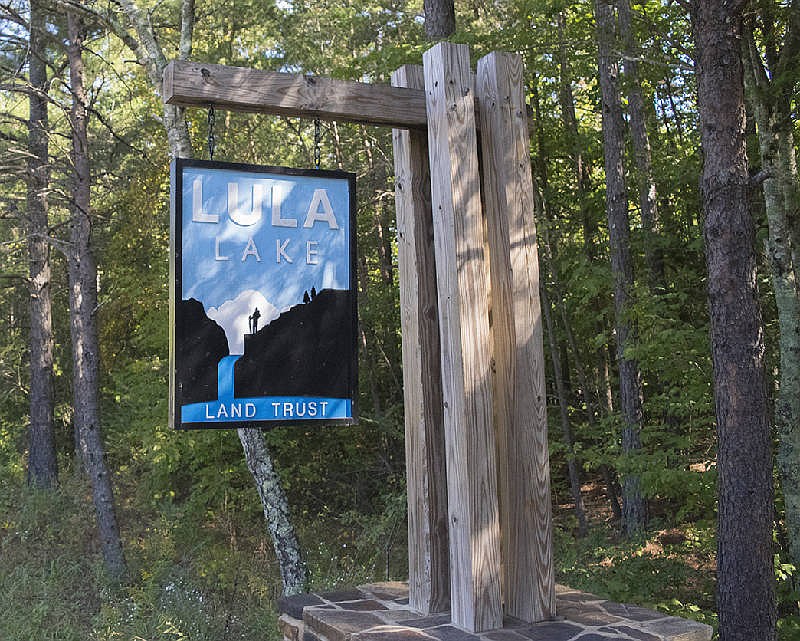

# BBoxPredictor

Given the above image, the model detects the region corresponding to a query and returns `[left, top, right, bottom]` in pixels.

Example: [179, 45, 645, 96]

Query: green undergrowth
[0, 470, 282, 641]
[6, 457, 800, 641]
[553, 518, 718, 629]
[553, 511, 800, 641]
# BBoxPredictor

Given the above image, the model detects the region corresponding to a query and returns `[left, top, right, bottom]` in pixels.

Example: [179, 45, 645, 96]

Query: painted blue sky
[181, 165, 351, 350]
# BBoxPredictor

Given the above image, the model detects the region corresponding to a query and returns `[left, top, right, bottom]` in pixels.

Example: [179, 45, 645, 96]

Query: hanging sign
[169, 158, 358, 429]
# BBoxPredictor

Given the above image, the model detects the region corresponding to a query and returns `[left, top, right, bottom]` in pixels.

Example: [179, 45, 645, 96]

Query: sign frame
[169, 157, 358, 430]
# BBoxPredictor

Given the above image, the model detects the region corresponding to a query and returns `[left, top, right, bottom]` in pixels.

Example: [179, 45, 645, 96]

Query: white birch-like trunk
[116, 0, 306, 594]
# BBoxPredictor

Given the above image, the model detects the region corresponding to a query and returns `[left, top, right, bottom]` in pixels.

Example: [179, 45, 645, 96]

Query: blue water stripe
[217, 355, 241, 401]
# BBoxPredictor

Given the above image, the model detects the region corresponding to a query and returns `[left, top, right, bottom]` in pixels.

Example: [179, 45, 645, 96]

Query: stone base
[277, 582, 712, 641]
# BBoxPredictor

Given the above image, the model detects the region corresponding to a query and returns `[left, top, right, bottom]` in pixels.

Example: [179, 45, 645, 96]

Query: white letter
[276, 239, 293, 263]
[231, 404, 242, 418]
[271, 402, 281, 416]
[296, 402, 307, 417]
[205, 404, 214, 419]
[192, 178, 218, 223]
[283, 402, 294, 417]
[271, 185, 297, 227]
[321, 401, 329, 416]
[308, 402, 318, 417]
[217, 404, 229, 418]
[306, 241, 319, 265]
[215, 237, 230, 261]
[245, 402, 257, 418]
[303, 189, 339, 229]
[228, 182, 264, 226]
[241, 237, 262, 262]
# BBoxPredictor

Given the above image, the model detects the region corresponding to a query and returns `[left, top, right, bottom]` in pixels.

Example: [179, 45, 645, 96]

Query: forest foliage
[0, 0, 798, 639]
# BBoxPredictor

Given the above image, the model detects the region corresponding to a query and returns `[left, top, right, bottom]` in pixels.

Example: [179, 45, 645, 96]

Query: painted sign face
[169, 159, 358, 429]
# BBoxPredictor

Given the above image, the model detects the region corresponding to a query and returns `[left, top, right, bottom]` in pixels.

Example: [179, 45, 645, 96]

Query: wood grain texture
[391, 64, 450, 615]
[163, 60, 428, 129]
[476, 52, 555, 623]
[423, 42, 503, 633]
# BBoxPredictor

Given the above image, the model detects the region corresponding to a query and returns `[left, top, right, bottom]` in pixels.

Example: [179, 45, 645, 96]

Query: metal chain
[313, 117, 321, 170]
[207, 104, 216, 160]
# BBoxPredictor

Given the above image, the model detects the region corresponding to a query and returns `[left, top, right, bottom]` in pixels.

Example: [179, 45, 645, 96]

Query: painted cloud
[206, 289, 280, 355]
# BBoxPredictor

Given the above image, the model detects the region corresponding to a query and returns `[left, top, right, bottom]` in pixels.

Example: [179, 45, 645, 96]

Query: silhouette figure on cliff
[249, 307, 261, 334]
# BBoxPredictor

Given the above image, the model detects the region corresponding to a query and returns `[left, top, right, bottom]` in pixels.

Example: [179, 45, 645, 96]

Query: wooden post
[423, 42, 503, 633]
[391, 64, 450, 615]
[476, 52, 555, 622]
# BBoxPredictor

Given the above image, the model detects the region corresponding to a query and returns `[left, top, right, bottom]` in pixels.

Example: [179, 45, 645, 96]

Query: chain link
[207, 104, 216, 160]
[313, 117, 321, 170]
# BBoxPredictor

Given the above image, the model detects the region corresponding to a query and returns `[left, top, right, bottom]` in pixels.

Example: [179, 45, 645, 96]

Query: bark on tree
[594, 0, 646, 535]
[743, 11, 800, 591]
[66, 11, 128, 581]
[557, 11, 596, 254]
[540, 264, 588, 537]
[618, 0, 665, 290]
[532, 74, 619, 524]
[529, 89, 588, 535]
[423, 0, 455, 40]
[111, 0, 307, 594]
[690, 2, 777, 639]
[26, 0, 57, 490]
[238, 428, 307, 595]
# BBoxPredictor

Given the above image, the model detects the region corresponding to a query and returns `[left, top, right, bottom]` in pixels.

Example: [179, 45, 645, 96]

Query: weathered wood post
[422, 42, 504, 633]
[476, 51, 555, 623]
[391, 64, 450, 615]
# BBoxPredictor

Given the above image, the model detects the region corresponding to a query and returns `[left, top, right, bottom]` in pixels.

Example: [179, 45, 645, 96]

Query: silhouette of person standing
[251, 307, 261, 334]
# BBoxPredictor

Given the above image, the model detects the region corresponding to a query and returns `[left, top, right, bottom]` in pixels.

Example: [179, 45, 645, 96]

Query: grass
[0, 470, 282, 641]
[4, 461, 800, 641]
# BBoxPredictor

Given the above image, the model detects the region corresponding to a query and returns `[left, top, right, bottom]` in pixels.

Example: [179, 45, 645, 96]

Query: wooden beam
[423, 42, 503, 634]
[163, 60, 428, 129]
[391, 64, 450, 616]
[476, 51, 555, 623]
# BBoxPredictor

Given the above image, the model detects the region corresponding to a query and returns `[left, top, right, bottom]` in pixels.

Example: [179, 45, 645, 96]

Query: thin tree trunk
[541, 278, 588, 536]
[533, 72, 621, 522]
[530, 88, 587, 534]
[618, 0, 664, 290]
[26, 0, 57, 490]
[423, 0, 455, 40]
[595, 0, 646, 536]
[555, 30, 623, 518]
[557, 11, 596, 254]
[238, 428, 306, 594]
[113, 0, 306, 593]
[690, 2, 776, 639]
[744, 18, 800, 592]
[66, 11, 127, 580]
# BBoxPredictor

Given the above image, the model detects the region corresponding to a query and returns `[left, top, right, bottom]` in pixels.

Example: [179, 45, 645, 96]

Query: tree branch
[179, 0, 194, 60]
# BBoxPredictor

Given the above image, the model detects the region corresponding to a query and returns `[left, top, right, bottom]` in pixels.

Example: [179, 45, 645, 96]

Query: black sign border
[170, 157, 359, 430]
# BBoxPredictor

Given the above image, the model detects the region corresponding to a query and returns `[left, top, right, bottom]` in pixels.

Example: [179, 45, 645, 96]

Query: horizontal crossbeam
[163, 60, 429, 129]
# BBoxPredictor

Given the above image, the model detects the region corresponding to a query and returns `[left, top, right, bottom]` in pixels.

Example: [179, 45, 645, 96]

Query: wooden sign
[169, 159, 357, 429]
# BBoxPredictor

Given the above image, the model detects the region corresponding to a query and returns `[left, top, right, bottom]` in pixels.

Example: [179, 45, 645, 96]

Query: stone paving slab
[278, 582, 712, 641]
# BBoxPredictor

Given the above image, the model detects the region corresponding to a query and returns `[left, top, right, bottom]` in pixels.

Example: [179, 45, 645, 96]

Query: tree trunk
[744, 17, 800, 592]
[532, 73, 621, 523]
[618, 0, 664, 290]
[114, 0, 306, 594]
[26, 0, 57, 490]
[594, 0, 646, 536]
[690, 2, 776, 639]
[423, 0, 455, 40]
[540, 278, 588, 536]
[66, 11, 128, 581]
[557, 11, 596, 254]
[238, 427, 307, 595]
